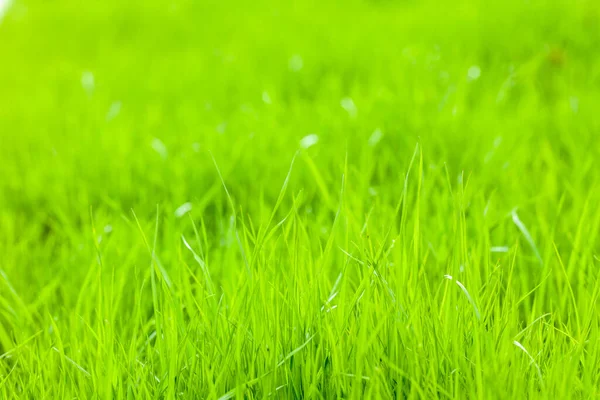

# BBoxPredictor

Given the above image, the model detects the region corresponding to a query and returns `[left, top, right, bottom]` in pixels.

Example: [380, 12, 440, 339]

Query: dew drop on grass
[175, 202, 193, 218]
[262, 91, 272, 105]
[569, 96, 579, 113]
[81, 71, 95, 95]
[151, 137, 168, 159]
[106, 101, 122, 121]
[491, 246, 509, 253]
[340, 97, 357, 118]
[300, 134, 318, 149]
[0, 0, 12, 20]
[289, 55, 304, 72]
[368, 129, 383, 147]
[467, 65, 481, 81]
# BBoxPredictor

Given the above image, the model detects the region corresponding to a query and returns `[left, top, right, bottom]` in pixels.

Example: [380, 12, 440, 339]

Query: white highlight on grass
[455, 280, 480, 320]
[514, 313, 551, 340]
[491, 246, 509, 253]
[81, 71, 95, 95]
[512, 210, 543, 265]
[266, 384, 288, 397]
[106, 101, 121, 121]
[340, 373, 371, 381]
[483, 199, 490, 217]
[300, 134, 318, 149]
[0, 0, 11, 21]
[467, 65, 481, 81]
[321, 271, 342, 312]
[368, 128, 383, 147]
[569, 96, 579, 113]
[181, 236, 206, 269]
[52, 347, 91, 378]
[444, 274, 481, 320]
[151, 137, 168, 159]
[513, 340, 544, 386]
[289, 54, 304, 71]
[103, 224, 113, 234]
[182, 234, 214, 295]
[174, 202, 192, 218]
[340, 97, 357, 118]
[484, 136, 503, 163]
[277, 334, 315, 367]
[262, 91, 272, 105]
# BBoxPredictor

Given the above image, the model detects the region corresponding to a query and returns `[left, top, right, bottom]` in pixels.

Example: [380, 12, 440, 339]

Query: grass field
[1, 0, 600, 398]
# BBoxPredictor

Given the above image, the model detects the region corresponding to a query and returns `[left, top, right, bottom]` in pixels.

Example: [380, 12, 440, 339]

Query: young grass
[1, 0, 600, 398]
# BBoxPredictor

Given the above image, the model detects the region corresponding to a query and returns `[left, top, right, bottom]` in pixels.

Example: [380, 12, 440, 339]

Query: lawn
[1, 0, 600, 398]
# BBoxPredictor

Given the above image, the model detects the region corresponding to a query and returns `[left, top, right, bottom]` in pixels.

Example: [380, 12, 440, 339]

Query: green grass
[1, 0, 600, 398]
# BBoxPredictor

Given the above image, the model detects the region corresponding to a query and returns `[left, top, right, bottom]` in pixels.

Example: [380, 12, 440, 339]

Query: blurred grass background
[2, 0, 599, 292]
[2, 0, 598, 210]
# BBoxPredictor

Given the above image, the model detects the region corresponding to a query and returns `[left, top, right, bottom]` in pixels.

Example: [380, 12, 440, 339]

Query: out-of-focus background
[2, 0, 598, 214]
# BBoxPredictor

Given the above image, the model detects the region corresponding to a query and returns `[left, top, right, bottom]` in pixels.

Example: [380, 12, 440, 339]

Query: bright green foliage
[1, 0, 600, 398]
